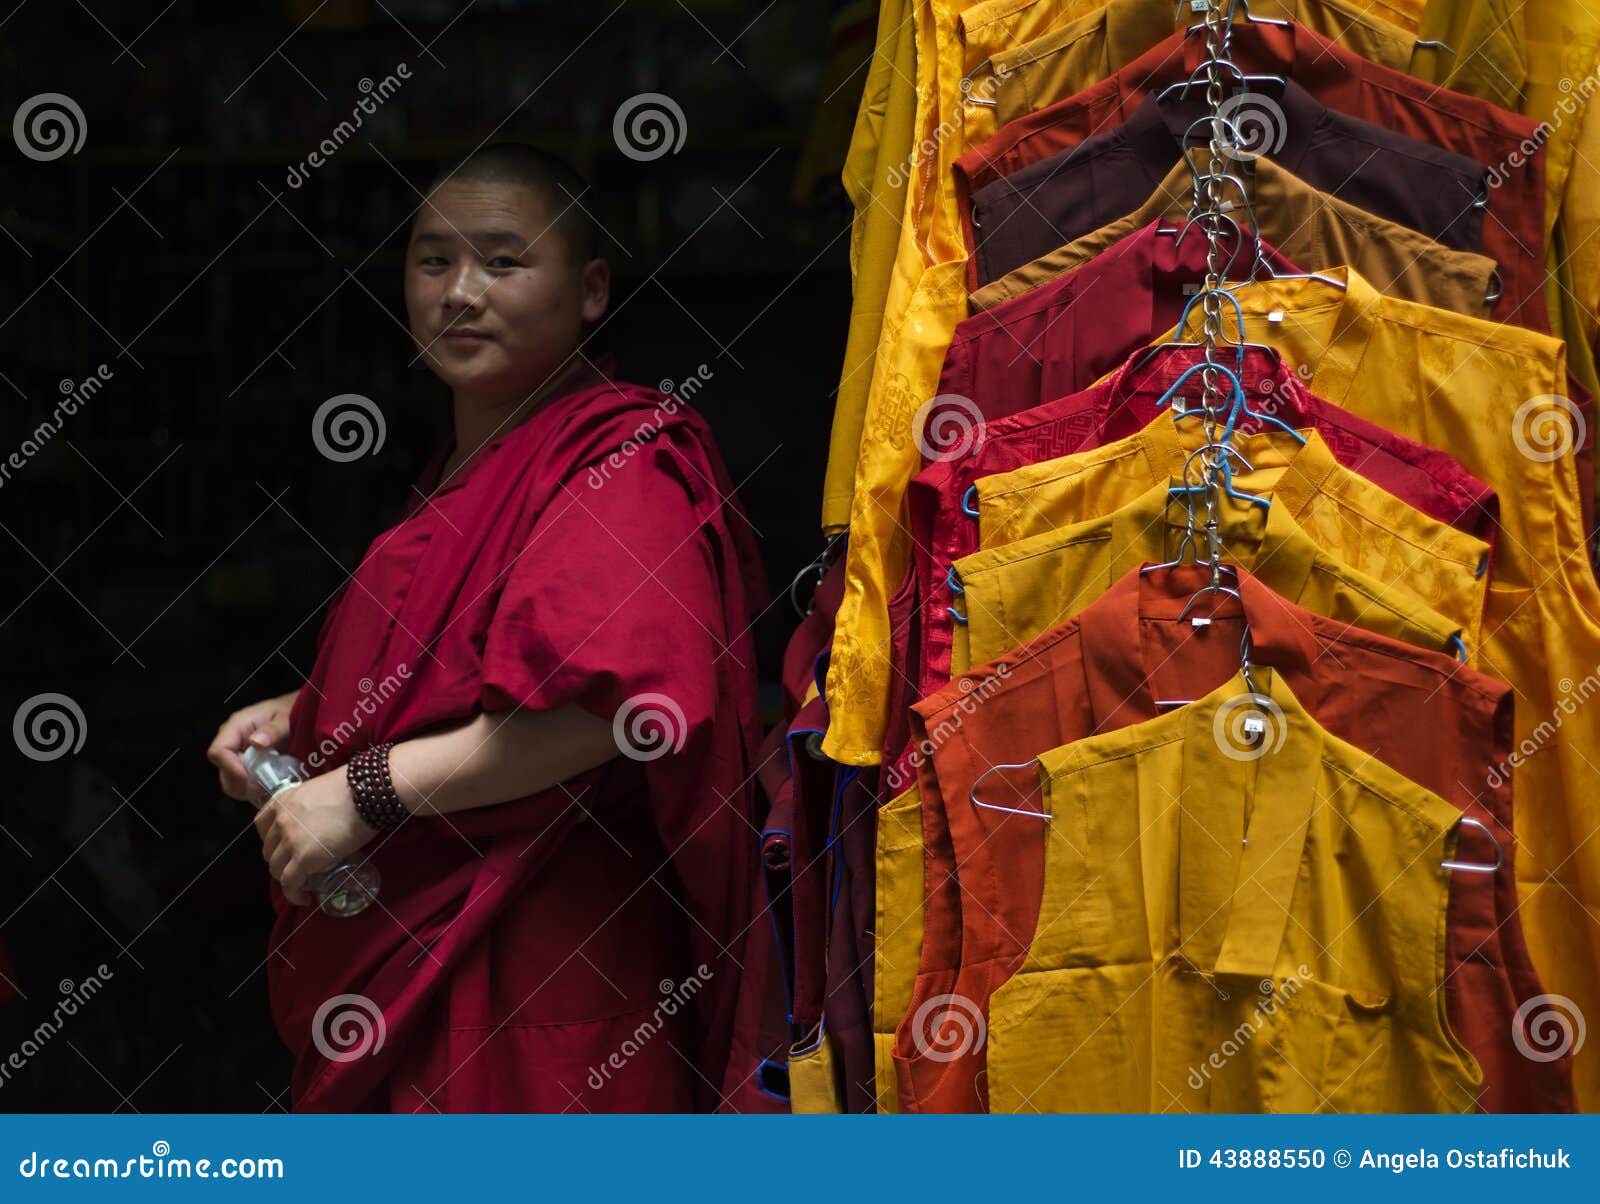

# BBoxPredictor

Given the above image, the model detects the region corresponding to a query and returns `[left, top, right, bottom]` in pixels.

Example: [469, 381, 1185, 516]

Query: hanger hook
[969, 759, 1050, 820]
[1442, 816, 1502, 874]
[787, 533, 843, 618]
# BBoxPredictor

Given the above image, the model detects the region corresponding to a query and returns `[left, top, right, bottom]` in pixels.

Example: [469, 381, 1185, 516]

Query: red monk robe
[271, 361, 782, 1112]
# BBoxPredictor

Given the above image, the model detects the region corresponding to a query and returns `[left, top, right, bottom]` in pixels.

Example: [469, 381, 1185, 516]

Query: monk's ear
[579, 257, 610, 323]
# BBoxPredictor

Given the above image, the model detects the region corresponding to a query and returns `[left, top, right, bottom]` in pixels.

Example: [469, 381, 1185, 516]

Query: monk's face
[405, 179, 609, 403]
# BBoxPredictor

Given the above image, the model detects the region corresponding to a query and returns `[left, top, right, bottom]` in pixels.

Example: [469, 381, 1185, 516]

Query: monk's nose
[442, 263, 487, 313]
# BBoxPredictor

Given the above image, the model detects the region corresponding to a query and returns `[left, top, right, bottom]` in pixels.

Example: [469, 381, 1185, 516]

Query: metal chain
[1196, 0, 1233, 595]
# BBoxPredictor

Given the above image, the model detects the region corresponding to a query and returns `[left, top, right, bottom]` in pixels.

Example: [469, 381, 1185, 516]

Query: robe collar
[413, 352, 618, 505]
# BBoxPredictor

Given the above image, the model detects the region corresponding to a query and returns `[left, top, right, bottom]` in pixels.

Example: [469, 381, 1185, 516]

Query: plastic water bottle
[242, 745, 381, 918]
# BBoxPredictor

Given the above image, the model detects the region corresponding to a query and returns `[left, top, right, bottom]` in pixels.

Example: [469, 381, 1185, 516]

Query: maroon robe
[271, 362, 779, 1112]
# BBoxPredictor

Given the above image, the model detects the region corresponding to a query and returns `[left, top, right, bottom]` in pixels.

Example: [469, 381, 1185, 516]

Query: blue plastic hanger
[1152, 307, 1307, 447]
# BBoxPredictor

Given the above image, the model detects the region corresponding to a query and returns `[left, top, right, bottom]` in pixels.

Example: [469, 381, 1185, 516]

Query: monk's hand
[209, 690, 301, 802]
[254, 770, 377, 907]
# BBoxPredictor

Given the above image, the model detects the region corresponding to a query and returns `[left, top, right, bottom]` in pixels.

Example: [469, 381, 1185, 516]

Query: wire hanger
[1127, 0, 1269, 716]
[787, 532, 844, 618]
[970, 759, 1051, 819]
[1130, 1, 1497, 883]
[1413, 38, 1457, 58]
[1443, 817, 1502, 874]
[1129, 277, 1275, 375]
[1156, 58, 1285, 103]
[1174, 0, 1290, 34]
[959, 62, 999, 108]
[1151, 94, 1352, 296]
[1150, 355, 1306, 449]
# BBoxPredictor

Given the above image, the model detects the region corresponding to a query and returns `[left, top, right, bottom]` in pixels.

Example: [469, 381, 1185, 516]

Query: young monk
[206, 144, 781, 1113]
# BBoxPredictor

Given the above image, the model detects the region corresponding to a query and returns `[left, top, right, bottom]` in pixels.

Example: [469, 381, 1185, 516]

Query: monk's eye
[417, 255, 448, 268]
[486, 256, 522, 269]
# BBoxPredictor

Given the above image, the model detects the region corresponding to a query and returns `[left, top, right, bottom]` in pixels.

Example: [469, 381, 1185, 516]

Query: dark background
[0, 0, 865, 1111]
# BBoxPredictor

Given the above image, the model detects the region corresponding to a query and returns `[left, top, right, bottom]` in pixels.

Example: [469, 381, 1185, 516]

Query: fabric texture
[275, 367, 778, 1113]
[955, 18, 1550, 333]
[967, 81, 1490, 286]
[969, 157, 1498, 316]
[894, 565, 1571, 1113]
[987, 672, 1480, 1113]
[1169, 269, 1600, 1108]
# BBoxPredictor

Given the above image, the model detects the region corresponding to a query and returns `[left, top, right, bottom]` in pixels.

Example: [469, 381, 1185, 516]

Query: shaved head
[420, 142, 600, 266]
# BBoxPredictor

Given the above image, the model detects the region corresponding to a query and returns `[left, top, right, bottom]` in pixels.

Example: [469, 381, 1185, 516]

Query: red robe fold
[271, 363, 778, 1112]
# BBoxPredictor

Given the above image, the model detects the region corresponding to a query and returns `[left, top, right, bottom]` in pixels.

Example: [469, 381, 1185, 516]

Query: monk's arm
[386, 705, 620, 818]
[257, 705, 620, 904]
